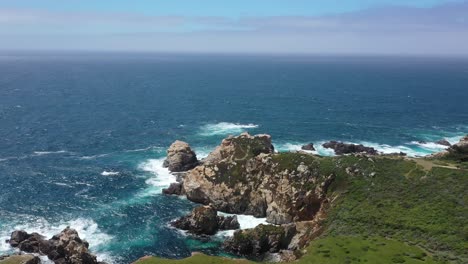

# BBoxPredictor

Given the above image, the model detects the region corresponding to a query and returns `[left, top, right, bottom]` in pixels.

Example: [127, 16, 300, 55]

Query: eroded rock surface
[8, 228, 103, 264]
[223, 224, 296, 259]
[163, 141, 199, 172]
[171, 205, 239, 236]
[182, 133, 334, 225]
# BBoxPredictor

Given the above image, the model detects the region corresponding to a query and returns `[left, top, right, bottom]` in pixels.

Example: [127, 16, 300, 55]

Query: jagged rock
[436, 139, 451, 147]
[217, 215, 240, 230]
[322, 141, 378, 155]
[162, 182, 183, 195]
[171, 205, 239, 236]
[8, 228, 103, 264]
[448, 136, 468, 154]
[163, 141, 199, 172]
[202, 132, 274, 165]
[183, 133, 334, 225]
[223, 224, 296, 259]
[301, 143, 315, 151]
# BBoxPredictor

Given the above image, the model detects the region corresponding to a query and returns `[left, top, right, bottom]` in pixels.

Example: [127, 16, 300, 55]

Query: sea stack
[163, 140, 199, 172]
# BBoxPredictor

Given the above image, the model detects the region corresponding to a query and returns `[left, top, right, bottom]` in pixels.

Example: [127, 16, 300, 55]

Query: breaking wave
[0, 217, 113, 263]
[199, 122, 258, 136]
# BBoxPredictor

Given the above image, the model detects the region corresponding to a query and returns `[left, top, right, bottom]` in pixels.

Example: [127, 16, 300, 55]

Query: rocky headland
[6, 133, 467, 264]
[160, 132, 468, 262]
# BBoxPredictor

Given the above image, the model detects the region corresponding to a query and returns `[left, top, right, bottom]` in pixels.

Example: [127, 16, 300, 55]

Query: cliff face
[182, 133, 334, 225]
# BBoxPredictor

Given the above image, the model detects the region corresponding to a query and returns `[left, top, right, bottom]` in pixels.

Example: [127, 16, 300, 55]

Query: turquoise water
[0, 53, 467, 263]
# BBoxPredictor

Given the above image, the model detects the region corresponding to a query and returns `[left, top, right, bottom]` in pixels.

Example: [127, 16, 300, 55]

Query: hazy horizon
[1, 0, 468, 56]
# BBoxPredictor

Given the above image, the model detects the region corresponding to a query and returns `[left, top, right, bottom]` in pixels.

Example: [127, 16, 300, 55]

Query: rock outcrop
[182, 133, 334, 225]
[301, 143, 315, 151]
[223, 224, 296, 259]
[7, 228, 103, 264]
[436, 139, 451, 147]
[163, 141, 199, 172]
[448, 136, 468, 155]
[162, 182, 183, 195]
[322, 141, 378, 155]
[171, 205, 239, 236]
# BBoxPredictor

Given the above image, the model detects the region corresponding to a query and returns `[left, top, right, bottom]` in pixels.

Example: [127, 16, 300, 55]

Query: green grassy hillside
[136, 154, 467, 264]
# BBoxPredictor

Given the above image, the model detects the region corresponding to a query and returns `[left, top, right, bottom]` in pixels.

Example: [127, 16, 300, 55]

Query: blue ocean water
[0, 52, 467, 263]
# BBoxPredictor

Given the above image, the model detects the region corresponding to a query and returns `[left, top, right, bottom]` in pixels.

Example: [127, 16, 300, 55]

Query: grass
[299, 236, 441, 264]
[135, 154, 467, 264]
[133, 253, 254, 264]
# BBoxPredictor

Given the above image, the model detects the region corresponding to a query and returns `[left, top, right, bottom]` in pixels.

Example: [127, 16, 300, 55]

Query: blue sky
[0, 0, 467, 55]
[0, 0, 459, 16]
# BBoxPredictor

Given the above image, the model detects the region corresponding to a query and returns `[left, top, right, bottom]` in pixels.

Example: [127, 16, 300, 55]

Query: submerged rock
[163, 141, 199, 172]
[322, 141, 378, 155]
[8, 228, 103, 264]
[171, 205, 239, 236]
[301, 143, 315, 151]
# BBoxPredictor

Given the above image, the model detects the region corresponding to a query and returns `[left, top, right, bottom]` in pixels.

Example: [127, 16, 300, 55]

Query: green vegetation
[299, 236, 440, 264]
[134, 254, 253, 264]
[136, 153, 467, 264]
[324, 157, 467, 263]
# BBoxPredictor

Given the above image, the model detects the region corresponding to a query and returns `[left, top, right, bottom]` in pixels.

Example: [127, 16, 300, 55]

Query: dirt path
[408, 158, 459, 171]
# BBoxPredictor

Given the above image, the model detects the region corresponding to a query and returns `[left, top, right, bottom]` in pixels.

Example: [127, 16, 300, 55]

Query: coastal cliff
[159, 133, 468, 263]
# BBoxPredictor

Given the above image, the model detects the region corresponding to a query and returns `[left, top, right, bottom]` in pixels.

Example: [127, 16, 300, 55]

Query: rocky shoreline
[5, 133, 466, 263]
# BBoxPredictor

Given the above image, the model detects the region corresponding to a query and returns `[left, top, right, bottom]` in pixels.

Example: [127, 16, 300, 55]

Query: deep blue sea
[0, 52, 467, 263]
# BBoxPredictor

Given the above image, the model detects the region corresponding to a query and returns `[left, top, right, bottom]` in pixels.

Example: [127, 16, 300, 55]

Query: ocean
[0, 52, 467, 263]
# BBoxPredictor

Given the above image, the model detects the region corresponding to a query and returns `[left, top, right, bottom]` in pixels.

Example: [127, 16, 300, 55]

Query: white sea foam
[273, 139, 456, 158]
[199, 122, 258, 136]
[33, 150, 68, 156]
[138, 158, 176, 196]
[216, 213, 268, 237]
[101, 171, 120, 176]
[79, 154, 110, 160]
[274, 142, 335, 156]
[0, 218, 113, 263]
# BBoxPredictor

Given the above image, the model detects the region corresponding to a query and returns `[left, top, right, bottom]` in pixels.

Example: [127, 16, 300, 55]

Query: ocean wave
[137, 158, 176, 197]
[198, 122, 259, 136]
[274, 142, 335, 156]
[0, 217, 113, 263]
[33, 150, 69, 156]
[274, 137, 464, 158]
[79, 153, 110, 160]
[101, 171, 120, 176]
[216, 213, 268, 238]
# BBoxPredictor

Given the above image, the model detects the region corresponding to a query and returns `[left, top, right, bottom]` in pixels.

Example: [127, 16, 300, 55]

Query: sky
[0, 0, 467, 55]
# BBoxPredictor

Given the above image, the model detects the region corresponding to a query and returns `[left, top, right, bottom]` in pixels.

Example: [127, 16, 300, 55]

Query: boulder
[162, 182, 183, 195]
[217, 216, 240, 230]
[436, 139, 451, 147]
[448, 136, 468, 154]
[223, 224, 296, 259]
[301, 143, 315, 151]
[171, 206, 240, 235]
[8, 228, 103, 264]
[163, 141, 199, 172]
[322, 141, 378, 155]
